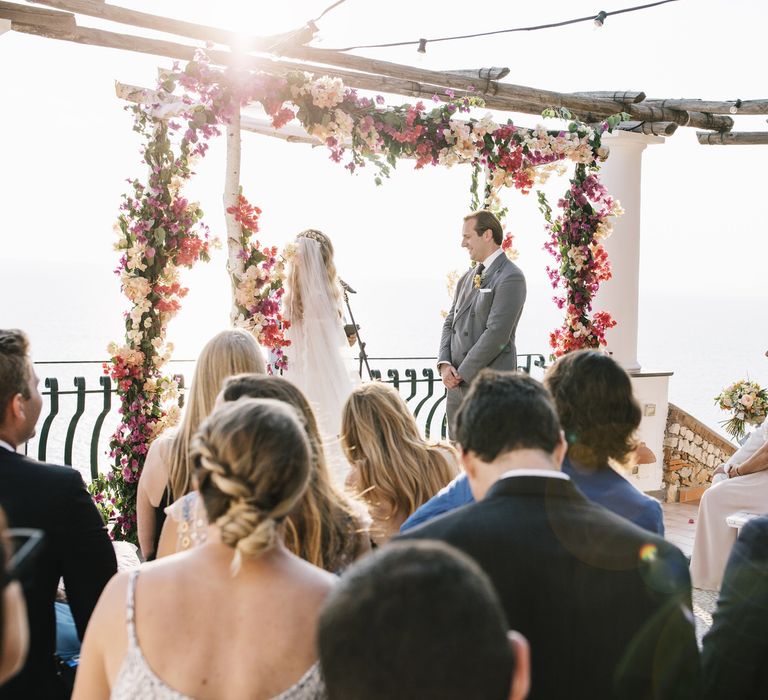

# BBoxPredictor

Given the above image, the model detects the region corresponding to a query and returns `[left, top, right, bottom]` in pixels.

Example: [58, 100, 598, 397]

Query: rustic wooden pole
[615, 121, 678, 136]
[647, 99, 768, 115]
[4, 18, 593, 119]
[223, 105, 244, 324]
[446, 67, 510, 80]
[572, 90, 646, 104]
[697, 131, 768, 145]
[0, 0, 74, 32]
[24, 0, 312, 50]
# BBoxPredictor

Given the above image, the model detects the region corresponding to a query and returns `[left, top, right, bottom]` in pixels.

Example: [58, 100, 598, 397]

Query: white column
[593, 131, 663, 372]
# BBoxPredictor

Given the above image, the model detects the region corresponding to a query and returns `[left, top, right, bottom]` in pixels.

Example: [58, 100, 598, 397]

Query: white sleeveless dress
[110, 570, 326, 699]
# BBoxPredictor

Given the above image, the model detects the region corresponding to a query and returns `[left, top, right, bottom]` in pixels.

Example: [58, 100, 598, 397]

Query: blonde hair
[167, 329, 265, 501]
[285, 229, 342, 322]
[341, 383, 458, 521]
[191, 398, 311, 559]
[222, 374, 367, 572]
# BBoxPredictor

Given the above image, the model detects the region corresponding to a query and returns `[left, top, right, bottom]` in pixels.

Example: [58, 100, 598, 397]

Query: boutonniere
[473, 273, 483, 289]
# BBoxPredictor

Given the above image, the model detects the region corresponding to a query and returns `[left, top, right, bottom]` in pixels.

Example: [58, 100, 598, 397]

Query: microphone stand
[340, 279, 373, 380]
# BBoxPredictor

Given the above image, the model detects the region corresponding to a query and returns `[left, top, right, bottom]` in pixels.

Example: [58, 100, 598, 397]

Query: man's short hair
[455, 370, 561, 462]
[0, 330, 31, 420]
[318, 541, 514, 700]
[464, 209, 504, 245]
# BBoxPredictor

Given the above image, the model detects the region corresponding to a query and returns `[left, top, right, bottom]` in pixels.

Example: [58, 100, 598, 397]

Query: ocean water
[2, 258, 764, 471]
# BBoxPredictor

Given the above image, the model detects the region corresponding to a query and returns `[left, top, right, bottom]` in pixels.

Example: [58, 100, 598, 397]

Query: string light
[321, 0, 682, 53]
[729, 99, 742, 115]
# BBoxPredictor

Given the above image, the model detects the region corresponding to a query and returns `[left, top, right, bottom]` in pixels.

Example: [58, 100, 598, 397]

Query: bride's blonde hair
[285, 229, 342, 322]
[191, 398, 311, 559]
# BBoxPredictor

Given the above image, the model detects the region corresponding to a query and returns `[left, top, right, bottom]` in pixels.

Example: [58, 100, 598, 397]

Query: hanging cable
[322, 0, 681, 52]
[312, 0, 348, 23]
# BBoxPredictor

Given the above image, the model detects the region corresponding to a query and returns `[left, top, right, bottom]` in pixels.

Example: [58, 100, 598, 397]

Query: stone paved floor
[661, 501, 718, 646]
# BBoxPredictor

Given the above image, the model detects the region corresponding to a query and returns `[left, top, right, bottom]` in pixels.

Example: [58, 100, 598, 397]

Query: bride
[284, 229, 359, 483]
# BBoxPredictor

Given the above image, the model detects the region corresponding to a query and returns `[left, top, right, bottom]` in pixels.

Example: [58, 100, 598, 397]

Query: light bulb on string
[594, 11, 607, 27]
[729, 99, 742, 115]
[415, 38, 428, 64]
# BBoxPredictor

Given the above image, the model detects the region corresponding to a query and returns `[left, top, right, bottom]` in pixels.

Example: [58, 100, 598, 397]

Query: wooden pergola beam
[6, 0, 746, 138]
[697, 131, 768, 145]
[647, 98, 768, 116]
[2, 16, 598, 120]
[277, 46, 733, 132]
[30, 0, 679, 129]
[572, 90, 647, 104]
[615, 121, 678, 136]
[0, 0, 73, 33]
[26, 0, 311, 50]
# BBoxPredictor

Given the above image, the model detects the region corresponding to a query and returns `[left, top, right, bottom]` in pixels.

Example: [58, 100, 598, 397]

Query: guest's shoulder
[397, 498, 480, 542]
[737, 515, 768, 551]
[0, 450, 83, 485]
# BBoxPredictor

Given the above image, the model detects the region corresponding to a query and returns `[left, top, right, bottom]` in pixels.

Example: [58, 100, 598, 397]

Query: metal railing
[27, 354, 546, 482]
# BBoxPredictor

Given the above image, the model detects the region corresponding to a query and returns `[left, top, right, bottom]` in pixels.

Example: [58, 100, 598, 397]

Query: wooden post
[697, 131, 768, 145]
[223, 105, 243, 324]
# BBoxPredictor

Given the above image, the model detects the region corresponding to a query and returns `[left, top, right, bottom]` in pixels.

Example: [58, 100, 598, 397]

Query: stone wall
[663, 403, 737, 503]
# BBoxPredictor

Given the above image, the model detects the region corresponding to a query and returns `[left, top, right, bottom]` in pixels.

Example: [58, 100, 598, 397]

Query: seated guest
[158, 374, 369, 572]
[318, 541, 530, 700]
[399, 370, 701, 700]
[137, 328, 265, 559]
[0, 329, 117, 699]
[544, 350, 664, 534]
[74, 399, 334, 699]
[403, 351, 663, 535]
[0, 508, 29, 687]
[690, 420, 768, 590]
[702, 515, 768, 699]
[341, 383, 458, 544]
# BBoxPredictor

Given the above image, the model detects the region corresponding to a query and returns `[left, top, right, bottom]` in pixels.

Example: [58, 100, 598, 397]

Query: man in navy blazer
[398, 370, 701, 700]
[0, 329, 116, 698]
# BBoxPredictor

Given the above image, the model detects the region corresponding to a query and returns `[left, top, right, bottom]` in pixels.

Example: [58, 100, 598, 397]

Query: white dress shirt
[498, 469, 570, 481]
[480, 247, 504, 272]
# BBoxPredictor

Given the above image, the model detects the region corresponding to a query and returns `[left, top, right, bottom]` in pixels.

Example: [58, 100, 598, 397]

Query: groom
[439, 210, 526, 432]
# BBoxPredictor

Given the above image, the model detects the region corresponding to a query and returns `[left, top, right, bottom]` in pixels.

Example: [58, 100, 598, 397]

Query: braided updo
[191, 398, 311, 561]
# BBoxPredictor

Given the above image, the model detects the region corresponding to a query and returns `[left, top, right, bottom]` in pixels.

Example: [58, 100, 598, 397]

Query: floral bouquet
[714, 379, 768, 441]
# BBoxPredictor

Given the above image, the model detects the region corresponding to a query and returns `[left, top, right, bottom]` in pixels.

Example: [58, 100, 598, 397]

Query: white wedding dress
[283, 237, 359, 484]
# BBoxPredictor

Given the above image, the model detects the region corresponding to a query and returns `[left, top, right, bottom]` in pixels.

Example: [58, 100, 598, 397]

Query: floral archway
[92, 53, 625, 540]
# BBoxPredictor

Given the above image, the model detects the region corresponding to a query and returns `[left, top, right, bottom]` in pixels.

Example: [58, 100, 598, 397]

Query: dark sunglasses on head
[2, 528, 44, 587]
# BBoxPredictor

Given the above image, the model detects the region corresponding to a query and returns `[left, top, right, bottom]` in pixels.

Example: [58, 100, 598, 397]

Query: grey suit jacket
[439, 253, 526, 386]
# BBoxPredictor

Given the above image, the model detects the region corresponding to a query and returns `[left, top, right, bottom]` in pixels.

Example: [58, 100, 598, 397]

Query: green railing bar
[63, 377, 86, 466]
[38, 377, 59, 462]
[424, 390, 448, 441]
[90, 376, 112, 481]
[412, 369, 436, 419]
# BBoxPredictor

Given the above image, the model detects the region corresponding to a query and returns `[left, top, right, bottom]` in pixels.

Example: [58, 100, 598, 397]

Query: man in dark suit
[438, 210, 526, 432]
[399, 370, 701, 700]
[702, 515, 768, 700]
[0, 329, 116, 698]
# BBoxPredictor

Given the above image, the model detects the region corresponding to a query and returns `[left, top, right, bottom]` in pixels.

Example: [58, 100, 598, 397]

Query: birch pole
[223, 104, 243, 324]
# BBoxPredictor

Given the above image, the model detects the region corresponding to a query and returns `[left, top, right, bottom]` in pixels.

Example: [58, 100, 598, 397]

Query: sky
[0, 0, 766, 431]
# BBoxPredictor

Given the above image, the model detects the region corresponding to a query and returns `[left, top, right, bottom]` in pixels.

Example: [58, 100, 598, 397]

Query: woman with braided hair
[73, 399, 334, 700]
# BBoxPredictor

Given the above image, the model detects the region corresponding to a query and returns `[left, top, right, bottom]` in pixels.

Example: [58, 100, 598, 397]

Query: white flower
[310, 76, 345, 109]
